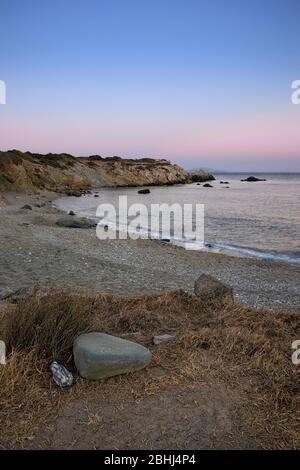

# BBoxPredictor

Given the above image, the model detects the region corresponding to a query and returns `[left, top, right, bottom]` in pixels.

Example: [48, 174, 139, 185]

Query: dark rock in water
[161, 238, 170, 243]
[66, 190, 82, 197]
[56, 218, 96, 229]
[73, 332, 151, 380]
[94, 194, 99, 197]
[196, 183, 201, 186]
[21, 204, 32, 210]
[203, 183, 213, 188]
[194, 274, 234, 304]
[68, 210, 76, 216]
[138, 189, 151, 194]
[220, 181, 229, 184]
[241, 176, 266, 182]
[189, 170, 215, 183]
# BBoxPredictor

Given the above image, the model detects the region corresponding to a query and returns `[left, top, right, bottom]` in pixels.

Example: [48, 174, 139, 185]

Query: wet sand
[0, 191, 299, 309]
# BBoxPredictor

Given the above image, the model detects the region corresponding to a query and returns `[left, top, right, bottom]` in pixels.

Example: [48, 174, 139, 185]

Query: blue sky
[0, 0, 299, 170]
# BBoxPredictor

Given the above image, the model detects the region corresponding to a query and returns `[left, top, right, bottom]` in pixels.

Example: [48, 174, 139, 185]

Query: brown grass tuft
[1, 287, 95, 363]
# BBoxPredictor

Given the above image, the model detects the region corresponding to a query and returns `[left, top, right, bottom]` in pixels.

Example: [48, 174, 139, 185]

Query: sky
[0, 0, 300, 171]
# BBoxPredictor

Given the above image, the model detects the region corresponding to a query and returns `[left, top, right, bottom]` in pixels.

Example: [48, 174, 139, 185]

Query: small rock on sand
[138, 189, 151, 194]
[194, 274, 234, 304]
[153, 334, 176, 345]
[50, 361, 73, 387]
[56, 218, 95, 229]
[0, 287, 31, 303]
[21, 204, 32, 210]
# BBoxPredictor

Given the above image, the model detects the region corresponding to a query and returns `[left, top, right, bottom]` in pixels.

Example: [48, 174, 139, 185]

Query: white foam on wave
[203, 242, 300, 265]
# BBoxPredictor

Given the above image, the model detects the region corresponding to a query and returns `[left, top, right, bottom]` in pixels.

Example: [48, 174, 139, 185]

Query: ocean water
[55, 173, 300, 265]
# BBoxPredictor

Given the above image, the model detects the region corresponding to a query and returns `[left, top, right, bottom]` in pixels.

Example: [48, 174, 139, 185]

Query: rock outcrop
[0, 150, 191, 193]
[189, 169, 215, 183]
[0, 150, 216, 193]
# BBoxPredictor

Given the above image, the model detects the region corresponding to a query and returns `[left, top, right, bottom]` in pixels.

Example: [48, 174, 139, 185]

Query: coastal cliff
[0, 150, 213, 193]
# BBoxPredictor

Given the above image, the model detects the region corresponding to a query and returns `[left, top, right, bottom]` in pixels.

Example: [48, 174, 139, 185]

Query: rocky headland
[0, 150, 214, 194]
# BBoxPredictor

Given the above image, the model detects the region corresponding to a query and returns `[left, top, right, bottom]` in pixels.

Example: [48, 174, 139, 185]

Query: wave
[97, 220, 300, 264]
[54, 199, 300, 266]
[204, 242, 300, 265]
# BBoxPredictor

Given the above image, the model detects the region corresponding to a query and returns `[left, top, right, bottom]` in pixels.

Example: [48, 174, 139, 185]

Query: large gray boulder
[194, 274, 234, 304]
[73, 332, 151, 380]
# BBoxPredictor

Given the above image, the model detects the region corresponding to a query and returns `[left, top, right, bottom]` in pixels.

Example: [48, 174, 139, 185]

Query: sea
[55, 173, 300, 265]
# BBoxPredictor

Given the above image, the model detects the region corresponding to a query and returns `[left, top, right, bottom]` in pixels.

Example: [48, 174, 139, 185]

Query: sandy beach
[1, 191, 299, 310]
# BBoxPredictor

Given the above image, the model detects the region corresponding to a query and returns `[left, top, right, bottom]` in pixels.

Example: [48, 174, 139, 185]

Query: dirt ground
[26, 383, 253, 450]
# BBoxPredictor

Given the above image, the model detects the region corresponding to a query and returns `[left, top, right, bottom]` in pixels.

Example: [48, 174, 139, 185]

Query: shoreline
[54, 179, 300, 267]
[55, 200, 300, 267]
[0, 191, 299, 310]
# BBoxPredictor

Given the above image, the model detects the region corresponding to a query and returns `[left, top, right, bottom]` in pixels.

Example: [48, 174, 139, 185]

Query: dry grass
[1, 287, 95, 363]
[0, 287, 299, 449]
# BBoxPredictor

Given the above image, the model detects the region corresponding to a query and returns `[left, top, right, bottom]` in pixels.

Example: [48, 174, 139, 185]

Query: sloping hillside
[0, 150, 214, 193]
[0, 150, 187, 192]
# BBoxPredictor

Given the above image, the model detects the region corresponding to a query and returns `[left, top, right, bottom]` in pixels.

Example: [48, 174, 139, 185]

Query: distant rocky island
[0, 150, 214, 193]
